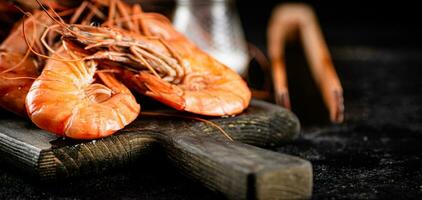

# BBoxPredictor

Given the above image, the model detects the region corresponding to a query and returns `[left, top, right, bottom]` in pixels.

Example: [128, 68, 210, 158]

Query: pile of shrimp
[0, 0, 251, 140]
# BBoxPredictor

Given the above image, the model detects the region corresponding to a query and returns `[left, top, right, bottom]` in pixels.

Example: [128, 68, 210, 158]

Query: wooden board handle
[162, 133, 312, 200]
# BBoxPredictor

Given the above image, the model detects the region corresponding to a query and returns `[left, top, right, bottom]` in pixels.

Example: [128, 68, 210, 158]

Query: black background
[238, 0, 422, 47]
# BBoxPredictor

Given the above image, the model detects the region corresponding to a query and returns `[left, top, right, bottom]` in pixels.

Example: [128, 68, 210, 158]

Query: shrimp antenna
[13, 5, 54, 30]
[13, 4, 30, 16]
[0, 41, 32, 75]
[1, 6, 36, 75]
[34, 0, 66, 26]
[22, 16, 83, 62]
[1, 76, 37, 80]
[16, 1, 84, 62]
[34, 0, 99, 44]
[34, 0, 78, 35]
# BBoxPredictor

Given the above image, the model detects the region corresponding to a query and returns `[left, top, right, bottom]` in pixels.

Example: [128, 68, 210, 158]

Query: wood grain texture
[163, 134, 312, 200]
[0, 100, 311, 199]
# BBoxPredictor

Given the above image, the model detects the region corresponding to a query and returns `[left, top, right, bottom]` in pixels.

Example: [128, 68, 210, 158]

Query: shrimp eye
[90, 22, 100, 27]
[68, 25, 79, 32]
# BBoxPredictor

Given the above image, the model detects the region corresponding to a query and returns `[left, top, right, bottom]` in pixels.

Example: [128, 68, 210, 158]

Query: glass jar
[173, 0, 249, 75]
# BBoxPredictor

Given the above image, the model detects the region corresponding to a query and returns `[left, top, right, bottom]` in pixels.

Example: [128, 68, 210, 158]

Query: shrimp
[48, 1, 251, 116]
[0, 11, 53, 116]
[130, 12, 252, 116]
[25, 45, 140, 139]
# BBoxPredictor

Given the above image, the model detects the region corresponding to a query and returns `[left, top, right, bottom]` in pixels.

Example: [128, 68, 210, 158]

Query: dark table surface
[1, 1, 422, 199]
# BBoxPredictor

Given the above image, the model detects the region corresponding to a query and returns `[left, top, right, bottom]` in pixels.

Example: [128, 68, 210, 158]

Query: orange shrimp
[54, 1, 251, 116]
[25, 45, 140, 139]
[27, 0, 250, 117]
[129, 7, 251, 116]
[0, 11, 53, 116]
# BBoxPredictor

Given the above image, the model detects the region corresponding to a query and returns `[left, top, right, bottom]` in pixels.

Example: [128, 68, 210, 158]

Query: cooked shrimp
[25, 45, 140, 139]
[0, 11, 53, 116]
[125, 5, 251, 116]
[47, 2, 251, 116]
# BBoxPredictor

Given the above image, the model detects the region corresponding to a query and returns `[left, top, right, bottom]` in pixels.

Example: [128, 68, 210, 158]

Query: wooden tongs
[268, 4, 344, 123]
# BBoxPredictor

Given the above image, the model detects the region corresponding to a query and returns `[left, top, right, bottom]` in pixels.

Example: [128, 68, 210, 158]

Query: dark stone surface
[1, 1, 422, 199]
[278, 53, 422, 199]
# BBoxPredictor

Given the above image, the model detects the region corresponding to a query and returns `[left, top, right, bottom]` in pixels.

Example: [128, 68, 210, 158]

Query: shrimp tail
[121, 70, 185, 111]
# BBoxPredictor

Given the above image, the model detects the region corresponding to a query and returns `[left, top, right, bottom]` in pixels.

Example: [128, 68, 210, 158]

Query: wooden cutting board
[0, 100, 312, 200]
